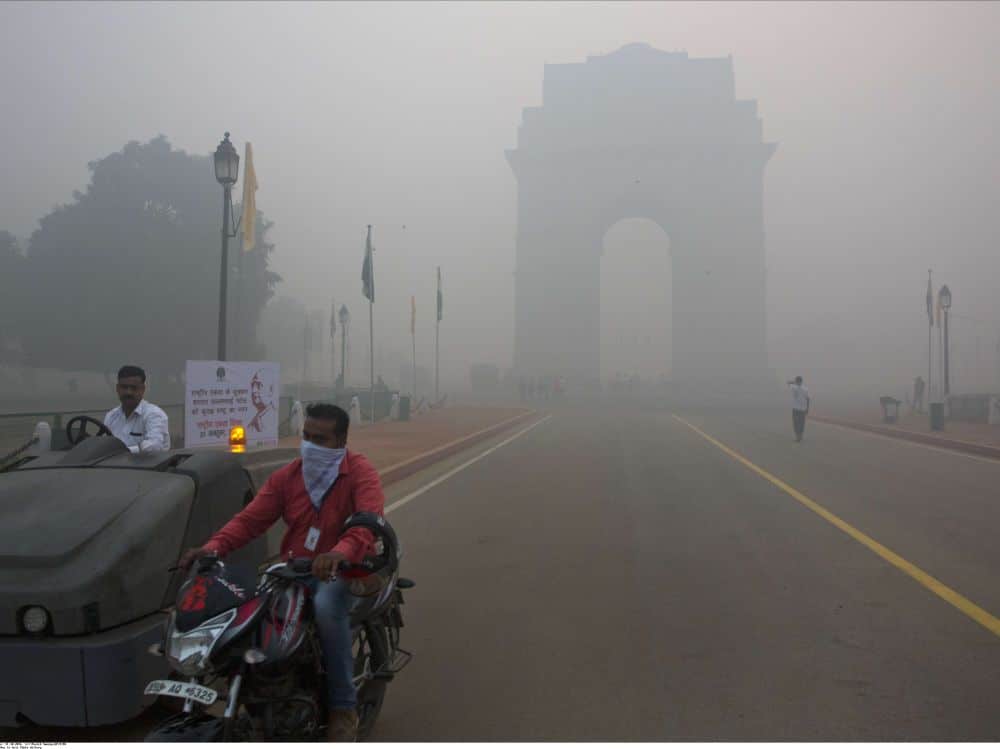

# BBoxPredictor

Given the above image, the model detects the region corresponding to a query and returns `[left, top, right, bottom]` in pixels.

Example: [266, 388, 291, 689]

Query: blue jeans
[308, 578, 358, 710]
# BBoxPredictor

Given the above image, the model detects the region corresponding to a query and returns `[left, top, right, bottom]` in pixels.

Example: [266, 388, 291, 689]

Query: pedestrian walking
[787, 376, 810, 442]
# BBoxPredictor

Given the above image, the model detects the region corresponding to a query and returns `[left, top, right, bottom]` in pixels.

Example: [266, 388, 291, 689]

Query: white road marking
[385, 415, 553, 515]
[813, 419, 1000, 467]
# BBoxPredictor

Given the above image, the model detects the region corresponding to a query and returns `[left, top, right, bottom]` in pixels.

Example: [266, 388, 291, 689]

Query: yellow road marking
[671, 414, 1000, 639]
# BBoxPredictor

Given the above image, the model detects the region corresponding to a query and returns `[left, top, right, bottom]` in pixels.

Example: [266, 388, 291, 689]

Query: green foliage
[0, 231, 27, 363]
[257, 295, 308, 381]
[16, 136, 280, 380]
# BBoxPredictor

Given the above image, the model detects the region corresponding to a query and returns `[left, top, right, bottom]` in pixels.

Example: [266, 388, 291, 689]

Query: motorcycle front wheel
[354, 621, 390, 740]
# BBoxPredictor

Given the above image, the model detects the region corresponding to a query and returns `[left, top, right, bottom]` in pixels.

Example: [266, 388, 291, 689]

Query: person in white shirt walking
[103, 365, 171, 453]
[787, 376, 810, 442]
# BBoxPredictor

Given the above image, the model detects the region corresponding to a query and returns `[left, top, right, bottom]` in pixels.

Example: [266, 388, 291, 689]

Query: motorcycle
[144, 512, 413, 741]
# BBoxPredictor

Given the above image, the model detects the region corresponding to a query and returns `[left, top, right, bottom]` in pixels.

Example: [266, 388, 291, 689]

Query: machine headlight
[22, 606, 49, 634]
[166, 609, 236, 677]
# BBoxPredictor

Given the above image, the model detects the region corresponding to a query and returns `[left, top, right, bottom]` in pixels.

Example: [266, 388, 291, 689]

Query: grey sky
[2, 1, 998, 396]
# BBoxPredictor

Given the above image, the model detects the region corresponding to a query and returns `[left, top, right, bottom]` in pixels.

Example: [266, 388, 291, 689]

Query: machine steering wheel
[66, 415, 113, 445]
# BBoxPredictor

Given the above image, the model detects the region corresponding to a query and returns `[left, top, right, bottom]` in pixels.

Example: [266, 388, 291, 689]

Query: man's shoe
[327, 708, 359, 742]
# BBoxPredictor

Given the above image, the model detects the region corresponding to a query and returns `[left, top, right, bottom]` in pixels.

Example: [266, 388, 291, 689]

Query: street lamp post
[338, 304, 351, 389]
[940, 284, 952, 398]
[214, 132, 240, 361]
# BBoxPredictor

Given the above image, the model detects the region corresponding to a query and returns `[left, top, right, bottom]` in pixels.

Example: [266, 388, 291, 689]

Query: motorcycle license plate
[144, 679, 218, 706]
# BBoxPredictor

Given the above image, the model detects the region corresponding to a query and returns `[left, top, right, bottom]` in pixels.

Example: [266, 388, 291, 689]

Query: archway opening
[600, 218, 672, 385]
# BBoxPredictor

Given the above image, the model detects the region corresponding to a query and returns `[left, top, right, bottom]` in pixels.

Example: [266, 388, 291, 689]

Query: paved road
[372, 405, 1000, 741]
[7, 404, 1000, 740]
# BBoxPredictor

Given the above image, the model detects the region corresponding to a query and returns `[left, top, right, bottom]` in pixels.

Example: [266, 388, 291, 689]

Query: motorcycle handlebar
[274, 557, 351, 579]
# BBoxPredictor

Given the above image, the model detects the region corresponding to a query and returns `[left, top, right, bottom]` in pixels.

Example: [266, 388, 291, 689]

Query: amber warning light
[229, 425, 246, 453]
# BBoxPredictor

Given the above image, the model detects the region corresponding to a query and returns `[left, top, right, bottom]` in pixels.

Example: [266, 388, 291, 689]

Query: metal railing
[0, 392, 393, 452]
[0, 397, 314, 452]
[0, 404, 187, 453]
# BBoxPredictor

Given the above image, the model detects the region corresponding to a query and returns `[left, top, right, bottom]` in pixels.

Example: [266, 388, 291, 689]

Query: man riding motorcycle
[178, 402, 384, 741]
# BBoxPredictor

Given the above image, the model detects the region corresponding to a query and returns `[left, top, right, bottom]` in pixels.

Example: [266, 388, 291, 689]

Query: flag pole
[367, 225, 375, 424]
[435, 266, 441, 403]
[411, 296, 417, 400]
[330, 300, 336, 393]
[301, 320, 308, 402]
[927, 269, 933, 406]
[369, 298, 374, 423]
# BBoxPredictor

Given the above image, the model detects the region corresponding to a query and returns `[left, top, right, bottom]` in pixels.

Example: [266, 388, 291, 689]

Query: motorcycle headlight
[166, 609, 236, 677]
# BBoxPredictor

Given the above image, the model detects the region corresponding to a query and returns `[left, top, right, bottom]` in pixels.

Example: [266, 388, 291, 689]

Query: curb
[378, 409, 540, 486]
[811, 415, 1000, 460]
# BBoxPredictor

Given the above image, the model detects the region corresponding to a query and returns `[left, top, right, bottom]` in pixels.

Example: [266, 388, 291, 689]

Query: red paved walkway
[279, 406, 534, 469]
[820, 408, 1000, 448]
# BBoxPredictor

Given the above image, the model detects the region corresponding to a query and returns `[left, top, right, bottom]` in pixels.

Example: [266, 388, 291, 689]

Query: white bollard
[389, 393, 400, 420]
[31, 421, 52, 453]
[290, 400, 305, 436]
[350, 395, 362, 425]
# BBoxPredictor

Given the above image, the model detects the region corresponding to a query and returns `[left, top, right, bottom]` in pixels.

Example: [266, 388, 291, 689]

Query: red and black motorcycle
[144, 512, 413, 741]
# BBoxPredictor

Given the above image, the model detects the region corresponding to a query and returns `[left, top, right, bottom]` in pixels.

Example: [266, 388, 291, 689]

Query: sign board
[185, 361, 280, 448]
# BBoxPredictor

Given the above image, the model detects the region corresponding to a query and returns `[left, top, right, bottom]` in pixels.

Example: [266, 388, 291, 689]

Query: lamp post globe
[338, 304, 351, 388]
[214, 132, 240, 186]
[939, 285, 952, 310]
[939, 284, 952, 398]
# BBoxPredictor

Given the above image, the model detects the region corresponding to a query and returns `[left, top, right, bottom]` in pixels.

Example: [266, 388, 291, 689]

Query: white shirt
[791, 384, 810, 412]
[104, 400, 171, 454]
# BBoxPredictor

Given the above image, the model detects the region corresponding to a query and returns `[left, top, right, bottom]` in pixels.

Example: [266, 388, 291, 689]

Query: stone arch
[600, 217, 672, 382]
[506, 43, 776, 397]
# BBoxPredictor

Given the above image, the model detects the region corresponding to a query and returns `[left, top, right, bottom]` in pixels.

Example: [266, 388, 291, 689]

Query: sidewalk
[813, 407, 1000, 457]
[279, 405, 536, 471]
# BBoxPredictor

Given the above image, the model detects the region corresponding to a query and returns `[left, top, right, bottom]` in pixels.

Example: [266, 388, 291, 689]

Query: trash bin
[929, 402, 945, 431]
[879, 396, 901, 424]
[398, 396, 411, 422]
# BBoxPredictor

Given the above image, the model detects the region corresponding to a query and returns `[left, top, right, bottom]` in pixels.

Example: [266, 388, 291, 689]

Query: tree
[18, 136, 280, 384]
[256, 295, 309, 382]
[0, 231, 26, 364]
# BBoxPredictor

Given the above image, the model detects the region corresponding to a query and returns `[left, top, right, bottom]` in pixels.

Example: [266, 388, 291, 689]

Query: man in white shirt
[788, 376, 810, 442]
[103, 365, 171, 453]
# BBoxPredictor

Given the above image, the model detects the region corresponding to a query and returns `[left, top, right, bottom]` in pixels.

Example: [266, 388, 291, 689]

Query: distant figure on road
[103, 364, 170, 453]
[913, 376, 926, 414]
[787, 376, 810, 442]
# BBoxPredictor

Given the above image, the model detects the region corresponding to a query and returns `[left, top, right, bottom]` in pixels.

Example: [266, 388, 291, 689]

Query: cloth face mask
[301, 441, 346, 510]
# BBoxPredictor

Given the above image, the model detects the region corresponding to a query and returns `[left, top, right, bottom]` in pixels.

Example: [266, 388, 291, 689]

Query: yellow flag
[240, 143, 257, 251]
[410, 295, 416, 336]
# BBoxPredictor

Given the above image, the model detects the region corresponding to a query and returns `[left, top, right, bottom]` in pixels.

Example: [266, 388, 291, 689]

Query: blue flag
[362, 225, 374, 303]
[436, 266, 443, 322]
[926, 273, 933, 327]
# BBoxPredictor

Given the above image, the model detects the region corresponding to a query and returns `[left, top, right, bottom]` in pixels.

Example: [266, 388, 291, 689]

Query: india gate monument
[507, 44, 777, 402]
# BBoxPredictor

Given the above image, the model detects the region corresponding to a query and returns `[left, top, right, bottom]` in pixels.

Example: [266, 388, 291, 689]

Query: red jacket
[205, 450, 384, 564]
